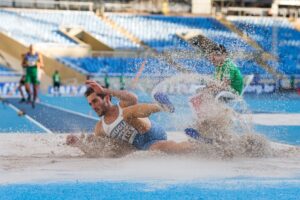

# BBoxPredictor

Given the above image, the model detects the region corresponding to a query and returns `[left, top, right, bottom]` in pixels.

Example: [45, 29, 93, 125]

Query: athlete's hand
[222, 78, 230, 86]
[86, 80, 106, 95]
[66, 135, 80, 146]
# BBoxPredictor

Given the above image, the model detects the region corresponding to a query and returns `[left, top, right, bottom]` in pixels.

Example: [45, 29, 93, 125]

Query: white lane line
[38, 102, 99, 121]
[7, 103, 53, 134]
[245, 113, 300, 126]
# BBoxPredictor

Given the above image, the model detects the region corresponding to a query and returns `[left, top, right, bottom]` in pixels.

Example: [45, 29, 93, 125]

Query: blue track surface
[7, 99, 97, 133]
[2, 92, 299, 145]
[255, 125, 300, 145]
[0, 102, 44, 133]
[1, 179, 300, 200]
[244, 93, 300, 113]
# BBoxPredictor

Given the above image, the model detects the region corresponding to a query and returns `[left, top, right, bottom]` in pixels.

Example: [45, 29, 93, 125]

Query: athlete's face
[29, 45, 35, 54]
[210, 53, 226, 66]
[87, 92, 108, 117]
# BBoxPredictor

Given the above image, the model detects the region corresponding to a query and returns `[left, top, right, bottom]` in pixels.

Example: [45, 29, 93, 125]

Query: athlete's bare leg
[33, 84, 39, 102]
[149, 140, 196, 154]
[18, 85, 25, 99]
[25, 83, 31, 101]
[122, 103, 198, 154]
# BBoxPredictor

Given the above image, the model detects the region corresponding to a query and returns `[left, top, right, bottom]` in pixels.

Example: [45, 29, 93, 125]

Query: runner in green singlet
[22, 45, 44, 108]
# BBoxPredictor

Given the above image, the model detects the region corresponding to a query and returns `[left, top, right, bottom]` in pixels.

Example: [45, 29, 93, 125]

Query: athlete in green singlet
[22, 45, 44, 108]
[209, 44, 243, 95]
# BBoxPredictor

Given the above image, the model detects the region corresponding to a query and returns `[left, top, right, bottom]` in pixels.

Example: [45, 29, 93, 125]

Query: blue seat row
[0, 65, 13, 72]
[58, 56, 265, 77]
[58, 57, 177, 76]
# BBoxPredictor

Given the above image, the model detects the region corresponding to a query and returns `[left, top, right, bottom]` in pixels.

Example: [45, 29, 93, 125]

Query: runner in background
[21, 45, 44, 108]
[52, 70, 61, 96]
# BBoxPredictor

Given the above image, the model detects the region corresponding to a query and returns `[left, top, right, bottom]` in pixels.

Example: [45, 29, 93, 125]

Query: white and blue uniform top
[25, 53, 39, 67]
[102, 105, 138, 144]
[102, 104, 167, 150]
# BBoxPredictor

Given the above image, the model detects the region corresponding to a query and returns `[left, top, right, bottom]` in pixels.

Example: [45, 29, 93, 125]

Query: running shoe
[26, 95, 31, 104]
[153, 92, 175, 113]
[184, 128, 213, 144]
[19, 98, 26, 103]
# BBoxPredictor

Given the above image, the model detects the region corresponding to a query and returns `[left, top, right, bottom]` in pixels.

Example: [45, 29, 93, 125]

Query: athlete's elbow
[130, 93, 138, 105]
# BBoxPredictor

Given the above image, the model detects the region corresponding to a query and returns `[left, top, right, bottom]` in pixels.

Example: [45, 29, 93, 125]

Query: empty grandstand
[0, 0, 299, 93]
[0, 9, 139, 49]
[107, 13, 255, 52]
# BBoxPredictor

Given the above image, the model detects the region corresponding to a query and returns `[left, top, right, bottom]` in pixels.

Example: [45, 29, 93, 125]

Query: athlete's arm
[21, 54, 27, 68]
[222, 78, 231, 88]
[86, 80, 138, 107]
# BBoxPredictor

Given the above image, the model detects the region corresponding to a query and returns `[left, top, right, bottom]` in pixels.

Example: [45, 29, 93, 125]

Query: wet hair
[211, 44, 227, 55]
[84, 87, 111, 100]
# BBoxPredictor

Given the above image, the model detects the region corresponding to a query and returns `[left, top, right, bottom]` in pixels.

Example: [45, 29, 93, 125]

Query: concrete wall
[60, 27, 113, 51]
[192, 0, 212, 15]
[37, 44, 91, 58]
[81, 31, 113, 51]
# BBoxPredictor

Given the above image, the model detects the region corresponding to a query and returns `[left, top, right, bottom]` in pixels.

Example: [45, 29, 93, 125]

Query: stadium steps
[218, 16, 284, 79]
[100, 14, 145, 49]
[0, 52, 14, 70]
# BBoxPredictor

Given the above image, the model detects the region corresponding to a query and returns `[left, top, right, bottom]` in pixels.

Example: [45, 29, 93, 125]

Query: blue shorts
[132, 122, 167, 150]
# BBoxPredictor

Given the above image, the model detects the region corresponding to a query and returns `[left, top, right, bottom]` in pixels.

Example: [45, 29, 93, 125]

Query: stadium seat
[107, 14, 255, 52]
[228, 16, 300, 75]
[0, 9, 139, 49]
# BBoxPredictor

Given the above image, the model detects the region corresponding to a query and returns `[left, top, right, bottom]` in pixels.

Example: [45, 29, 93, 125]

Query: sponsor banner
[0, 82, 23, 97]
[0, 82, 278, 97]
[48, 85, 87, 96]
[157, 83, 205, 95]
[244, 84, 276, 94]
[0, 83, 88, 97]
[155, 83, 276, 95]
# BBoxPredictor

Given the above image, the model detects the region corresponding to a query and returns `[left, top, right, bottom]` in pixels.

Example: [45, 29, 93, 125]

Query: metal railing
[220, 6, 270, 16]
[0, 0, 94, 11]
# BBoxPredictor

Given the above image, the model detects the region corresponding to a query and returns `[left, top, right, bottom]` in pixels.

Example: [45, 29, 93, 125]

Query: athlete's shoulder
[95, 120, 105, 137]
[226, 59, 236, 67]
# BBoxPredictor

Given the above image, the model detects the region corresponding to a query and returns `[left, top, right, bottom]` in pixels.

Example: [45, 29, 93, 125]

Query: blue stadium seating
[0, 10, 255, 52]
[0, 9, 139, 49]
[278, 46, 300, 75]
[228, 16, 300, 75]
[0, 65, 12, 72]
[0, 64, 19, 76]
[235, 59, 267, 75]
[107, 14, 255, 52]
[175, 58, 214, 74]
[58, 57, 178, 76]
[58, 56, 264, 77]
